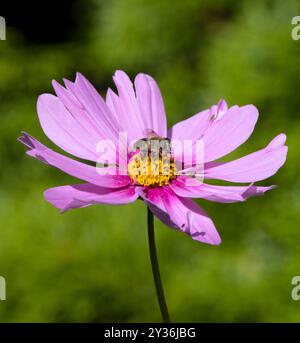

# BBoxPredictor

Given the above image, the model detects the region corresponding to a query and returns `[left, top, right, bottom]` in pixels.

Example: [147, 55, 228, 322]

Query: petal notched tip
[216, 98, 228, 114]
[267, 133, 287, 150]
[114, 69, 128, 78]
[63, 77, 74, 90]
[113, 70, 130, 84]
[51, 79, 64, 93]
[18, 132, 48, 164]
[18, 131, 43, 151]
[18, 131, 34, 149]
[241, 184, 276, 200]
[75, 71, 89, 87]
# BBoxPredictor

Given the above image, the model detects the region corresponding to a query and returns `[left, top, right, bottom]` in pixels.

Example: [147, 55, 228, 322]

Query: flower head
[19, 70, 287, 245]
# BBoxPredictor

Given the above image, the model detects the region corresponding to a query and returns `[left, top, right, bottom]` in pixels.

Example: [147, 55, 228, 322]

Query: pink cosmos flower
[19, 71, 287, 246]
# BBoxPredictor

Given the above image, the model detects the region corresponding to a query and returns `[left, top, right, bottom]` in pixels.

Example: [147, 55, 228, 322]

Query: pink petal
[202, 104, 259, 162]
[169, 177, 275, 203]
[138, 187, 221, 245]
[204, 134, 288, 182]
[105, 88, 124, 126]
[44, 183, 138, 212]
[18, 132, 131, 188]
[52, 79, 118, 147]
[168, 99, 229, 141]
[37, 92, 117, 164]
[112, 70, 146, 142]
[167, 108, 212, 142]
[134, 73, 167, 137]
[168, 101, 259, 164]
[108, 70, 168, 142]
[37, 94, 98, 162]
[64, 73, 119, 142]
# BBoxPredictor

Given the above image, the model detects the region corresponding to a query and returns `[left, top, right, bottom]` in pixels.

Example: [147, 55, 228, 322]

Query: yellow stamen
[128, 152, 177, 187]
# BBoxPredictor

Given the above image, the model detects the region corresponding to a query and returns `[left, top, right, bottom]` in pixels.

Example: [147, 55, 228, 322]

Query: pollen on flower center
[128, 140, 177, 187]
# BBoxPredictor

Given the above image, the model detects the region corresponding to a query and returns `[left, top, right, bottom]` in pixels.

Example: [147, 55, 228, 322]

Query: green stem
[147, 207, 170, 323]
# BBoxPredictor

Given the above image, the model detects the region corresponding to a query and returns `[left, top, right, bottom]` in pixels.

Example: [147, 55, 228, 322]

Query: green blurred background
[0, 0, 299, 322]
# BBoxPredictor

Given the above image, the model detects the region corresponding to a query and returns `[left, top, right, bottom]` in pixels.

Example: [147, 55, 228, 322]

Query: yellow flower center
[128, 147, 177, 187]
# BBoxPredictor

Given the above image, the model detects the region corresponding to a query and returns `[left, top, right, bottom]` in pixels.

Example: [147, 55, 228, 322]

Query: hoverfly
[133, 129, 171, 160]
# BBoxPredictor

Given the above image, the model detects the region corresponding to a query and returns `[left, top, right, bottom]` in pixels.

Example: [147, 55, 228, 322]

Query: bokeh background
[0, 0, 299, 322]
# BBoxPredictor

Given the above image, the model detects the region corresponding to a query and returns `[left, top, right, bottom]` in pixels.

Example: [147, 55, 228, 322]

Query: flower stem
[147, 207, 170, 323]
